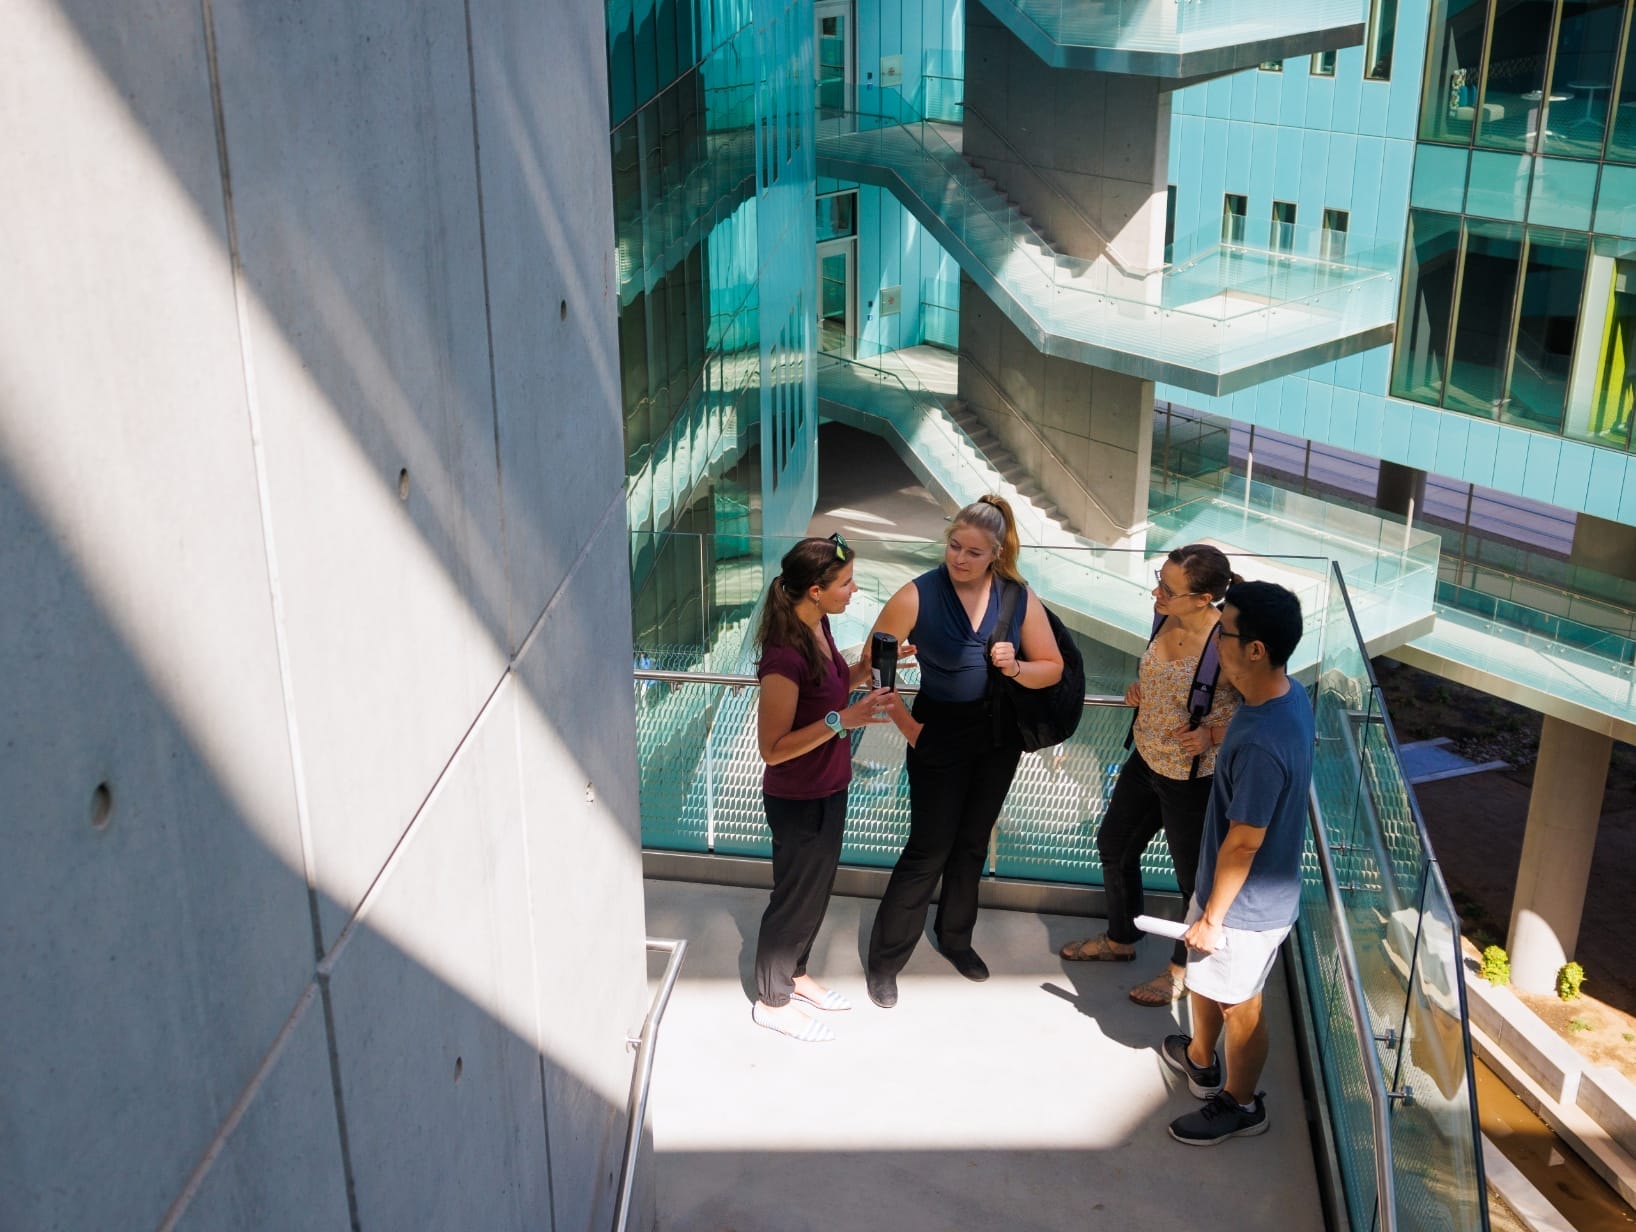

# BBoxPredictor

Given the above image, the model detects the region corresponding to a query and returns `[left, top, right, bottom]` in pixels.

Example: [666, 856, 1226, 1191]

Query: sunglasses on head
[828, 531, 849, 562]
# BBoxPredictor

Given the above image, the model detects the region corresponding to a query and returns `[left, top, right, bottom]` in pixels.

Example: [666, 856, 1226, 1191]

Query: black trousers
[755, 788, 848, 1006]
[868, 697, 1022, 976]
[1097, 747, 1213, 967]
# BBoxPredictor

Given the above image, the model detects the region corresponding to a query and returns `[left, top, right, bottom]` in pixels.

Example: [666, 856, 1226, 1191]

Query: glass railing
[630, 538, 1485, 1230]
[816, 86, 1397, 386]
[987, 0, 1364, 58]
[1306, 563, 1487, 1232]
[1435, 579, 1636, 666]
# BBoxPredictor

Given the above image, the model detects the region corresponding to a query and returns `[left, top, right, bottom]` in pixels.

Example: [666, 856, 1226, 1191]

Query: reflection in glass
[816, 191, 856, 242]
[1392, 211, 1462, 405]
[1474, 0, 1561, 153]
[1543, 0, 1626, 158]
[1271, 201, 1297, 252]
[1610, 6, 1636, 163]
[1365, 0, 1398, 79]
[1565, 241, 1636, 448]
[1505, 229, 1586, 431]
[1420, 0, 1492, 144]
[1447, 220, 1523, 415]
[816, 7, 851, 124]
[1322, 208, 1350, 261]
[1223, 192, 1248, 244]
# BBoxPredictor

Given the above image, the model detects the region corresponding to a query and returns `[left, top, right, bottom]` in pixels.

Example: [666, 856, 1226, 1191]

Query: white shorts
[1182, 897, 1292, 1005]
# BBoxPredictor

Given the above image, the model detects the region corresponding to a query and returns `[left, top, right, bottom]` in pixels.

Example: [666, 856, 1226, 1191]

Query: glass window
[1271, 201, 1297, 252]
[1322, 208, 1350, 260]
[1223, 193, 1248, 244]
[1565, 240, 1636, 448]
[1474, 0, 1561, 154]
[1610, 10, 1636, 163]
[1259, 60, 1285, 72]
[1447, 219, 1524, 416]
[1365, 0, 1397, 79]
[1166, 185, 1178, 252]
[816, 191, 856, 241]
[1505, 229, 1587, 430]
[1311, 50, 1339, 77]
[1392, 211, 1463, 405]
[1420, 0, 1492, 144]
[1542, 0, 1626, 159]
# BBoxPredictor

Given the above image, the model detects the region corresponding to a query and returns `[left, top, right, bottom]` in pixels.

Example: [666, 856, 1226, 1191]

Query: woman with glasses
[751, 534, 897, 1042]
[863, 495, 1064, 1009]
[1059, 544, 1242, 1008]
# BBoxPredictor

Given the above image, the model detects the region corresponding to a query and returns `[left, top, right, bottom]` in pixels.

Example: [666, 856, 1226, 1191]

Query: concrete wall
[958, 277, 1154, 537]
[0, 2, 651, 1229]
[964, 3, 1170, 268]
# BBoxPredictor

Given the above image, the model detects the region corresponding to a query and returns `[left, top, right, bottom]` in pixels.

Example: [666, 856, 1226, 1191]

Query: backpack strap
[986, 577, 1025, 661]
[1184, 622, 1224, 779]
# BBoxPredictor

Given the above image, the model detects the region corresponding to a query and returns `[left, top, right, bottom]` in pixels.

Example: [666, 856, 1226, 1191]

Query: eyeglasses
[1153, 570, 1202, 600]
[1216, 628, 1252, 642]
[828, 531, 849, 562]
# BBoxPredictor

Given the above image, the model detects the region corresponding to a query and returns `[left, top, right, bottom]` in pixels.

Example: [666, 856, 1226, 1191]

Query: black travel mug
[871, 631, 898, 690]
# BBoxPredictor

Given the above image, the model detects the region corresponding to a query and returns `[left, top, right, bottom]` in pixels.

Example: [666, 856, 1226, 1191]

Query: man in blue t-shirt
[1158, 581, 1313, 1146]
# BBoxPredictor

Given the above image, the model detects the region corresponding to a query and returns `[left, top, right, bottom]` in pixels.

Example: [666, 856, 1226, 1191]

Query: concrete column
[956, 277, 1152, 545]
[1507, 715, 1614, 992]
[1570, 511, 1636, 586]
[1375, 460, 1427, 521]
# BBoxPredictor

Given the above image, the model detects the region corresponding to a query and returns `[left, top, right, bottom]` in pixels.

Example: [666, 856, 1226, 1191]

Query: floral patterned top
[1132, 638, 1242, 780]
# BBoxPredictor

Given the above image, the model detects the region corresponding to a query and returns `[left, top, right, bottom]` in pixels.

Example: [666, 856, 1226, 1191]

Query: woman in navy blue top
[862, 495, 1064, 1008]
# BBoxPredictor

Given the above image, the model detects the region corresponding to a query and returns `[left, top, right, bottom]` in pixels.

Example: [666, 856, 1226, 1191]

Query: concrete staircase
[945, 398, 1080, 539]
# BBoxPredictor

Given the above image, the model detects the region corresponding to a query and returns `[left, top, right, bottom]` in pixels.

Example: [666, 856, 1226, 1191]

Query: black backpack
[987, 579, 1086, 752]
[1124, 611, 1223, 779]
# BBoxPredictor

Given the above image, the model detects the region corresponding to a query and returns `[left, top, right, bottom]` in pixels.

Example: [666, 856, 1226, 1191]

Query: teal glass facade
[610, 0, 817, 648]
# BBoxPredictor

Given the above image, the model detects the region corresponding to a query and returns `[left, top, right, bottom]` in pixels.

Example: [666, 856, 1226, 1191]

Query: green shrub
[1557, 962, 1586, 1000]
[1569, 1016, 1593, 1033]
[1480, 945, 1511, 986]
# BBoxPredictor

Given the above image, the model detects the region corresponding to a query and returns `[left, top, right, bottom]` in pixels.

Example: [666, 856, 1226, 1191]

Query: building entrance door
[816, 0, 854, 130]
[817, 237, 856, 356]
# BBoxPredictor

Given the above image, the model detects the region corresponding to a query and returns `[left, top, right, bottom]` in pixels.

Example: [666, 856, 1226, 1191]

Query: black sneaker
[1168, 1092, 1269, 1146]
[1160, 1033, 1223, 1098]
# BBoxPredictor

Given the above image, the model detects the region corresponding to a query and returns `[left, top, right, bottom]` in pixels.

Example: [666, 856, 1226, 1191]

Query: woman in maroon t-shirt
[752, 534, 898, 1042]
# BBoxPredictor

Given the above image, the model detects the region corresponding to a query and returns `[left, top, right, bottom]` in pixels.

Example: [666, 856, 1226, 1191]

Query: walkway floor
[643, 879, 1324, 1232]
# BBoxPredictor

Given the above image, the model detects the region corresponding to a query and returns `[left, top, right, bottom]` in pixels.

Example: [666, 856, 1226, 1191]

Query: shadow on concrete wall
[3, 1, 651, 1227]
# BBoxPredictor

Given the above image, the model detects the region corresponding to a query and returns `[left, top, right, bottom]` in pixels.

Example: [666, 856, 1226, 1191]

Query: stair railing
[958, 348, 1135, 543]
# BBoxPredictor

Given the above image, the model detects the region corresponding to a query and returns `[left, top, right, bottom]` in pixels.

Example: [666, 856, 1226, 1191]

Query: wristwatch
[823, 710, 845, 738]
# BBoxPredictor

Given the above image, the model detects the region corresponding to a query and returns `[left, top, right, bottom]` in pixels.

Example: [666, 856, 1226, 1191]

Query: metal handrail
[960, 102, 1156, 276]
[1306, 784, 1398, 1232]
[612, 937, 688, 1232]
[635, 668, 1125, 707]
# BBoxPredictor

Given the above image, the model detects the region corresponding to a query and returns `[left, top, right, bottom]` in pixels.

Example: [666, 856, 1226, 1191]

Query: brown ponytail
[1167, 543, 1238, 603]
[754, 537, 851, 683]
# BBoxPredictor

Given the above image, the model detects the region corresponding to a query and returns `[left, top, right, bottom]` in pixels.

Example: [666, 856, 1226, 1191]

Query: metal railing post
[612, 937, 688, 1232]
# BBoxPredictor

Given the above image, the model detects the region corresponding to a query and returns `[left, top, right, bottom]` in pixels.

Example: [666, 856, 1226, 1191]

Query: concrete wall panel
[325, 688, 550, 1231]
[1, 4, 316, 1225]
[209, 0, 511, 942]
[470, 0, 626, 645]
[171, 993, 352, 1232]
[515, 506, 650, 1232]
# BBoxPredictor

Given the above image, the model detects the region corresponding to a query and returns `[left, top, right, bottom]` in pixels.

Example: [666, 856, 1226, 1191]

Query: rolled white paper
[1133, 914, 1189, 941]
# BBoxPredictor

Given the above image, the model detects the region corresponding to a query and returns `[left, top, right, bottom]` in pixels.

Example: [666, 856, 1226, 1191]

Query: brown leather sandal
[1059, 934, 1137, 962]
[1128, 968, 1188, 1006]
